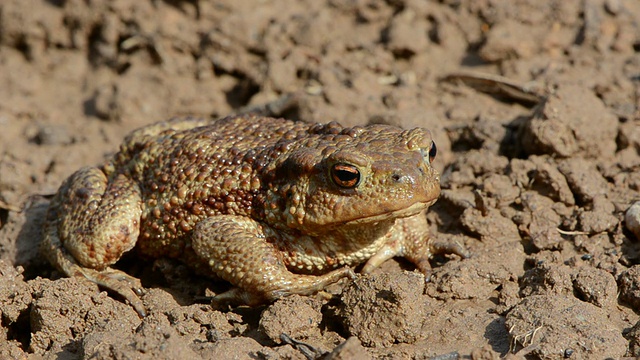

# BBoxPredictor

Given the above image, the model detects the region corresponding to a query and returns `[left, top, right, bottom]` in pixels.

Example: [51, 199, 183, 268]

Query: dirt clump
[336, 271, 427, 348]
[506, 294, 627, 359]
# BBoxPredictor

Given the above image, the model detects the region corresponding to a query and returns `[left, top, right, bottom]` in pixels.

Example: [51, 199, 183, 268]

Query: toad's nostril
[391, 173, 415, 184]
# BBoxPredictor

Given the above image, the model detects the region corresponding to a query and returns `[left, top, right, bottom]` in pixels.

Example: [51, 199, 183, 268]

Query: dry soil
[1, 1, 640, 359]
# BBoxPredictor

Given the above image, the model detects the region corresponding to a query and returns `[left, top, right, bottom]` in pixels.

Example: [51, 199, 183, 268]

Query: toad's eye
[331, 163, 361, 188]
[428, 142, 437, 163]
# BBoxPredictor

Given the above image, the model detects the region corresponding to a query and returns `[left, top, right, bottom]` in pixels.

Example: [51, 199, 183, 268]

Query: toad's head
[264, 123, 440, 237]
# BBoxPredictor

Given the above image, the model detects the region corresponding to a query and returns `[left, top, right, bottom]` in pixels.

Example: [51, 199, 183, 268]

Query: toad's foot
[192, 216, 357, 307]
[210, 267, 355, 309]
[41, 230, 147, 316]
[80, 267, 146, 316]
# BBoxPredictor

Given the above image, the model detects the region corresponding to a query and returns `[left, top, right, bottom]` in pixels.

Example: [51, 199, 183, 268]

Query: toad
[42, 115, 467, 316]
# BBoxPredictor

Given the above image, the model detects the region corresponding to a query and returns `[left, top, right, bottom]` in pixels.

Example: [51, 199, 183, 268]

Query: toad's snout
[389, 153, 438, 184]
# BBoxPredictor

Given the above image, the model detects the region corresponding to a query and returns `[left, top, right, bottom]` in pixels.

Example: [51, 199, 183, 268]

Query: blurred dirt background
[1, 0, 640, 359]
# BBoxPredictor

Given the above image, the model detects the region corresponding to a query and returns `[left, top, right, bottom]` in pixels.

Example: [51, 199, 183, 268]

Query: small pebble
[626, 202, 640, 240]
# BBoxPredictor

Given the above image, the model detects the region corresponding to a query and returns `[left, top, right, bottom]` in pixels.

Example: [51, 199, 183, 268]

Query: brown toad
[42, 115, 466, 316]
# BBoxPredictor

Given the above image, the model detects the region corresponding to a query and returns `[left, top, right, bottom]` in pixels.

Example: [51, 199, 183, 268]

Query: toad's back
[107, 115, 325, 258]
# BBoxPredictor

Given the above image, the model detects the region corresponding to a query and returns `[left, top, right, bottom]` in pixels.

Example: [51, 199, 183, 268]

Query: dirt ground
[1, 0, 640, 359]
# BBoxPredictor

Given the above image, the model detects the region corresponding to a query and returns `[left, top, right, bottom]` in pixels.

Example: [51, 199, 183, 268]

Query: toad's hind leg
[191, 216, 355, 307]
[41, 167, 146, 316]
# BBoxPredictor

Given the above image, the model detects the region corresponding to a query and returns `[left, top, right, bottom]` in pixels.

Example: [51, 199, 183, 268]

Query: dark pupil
[336, 169, 358, 182]
[332, 165, 360, 188]
[428, 142, 437, 162]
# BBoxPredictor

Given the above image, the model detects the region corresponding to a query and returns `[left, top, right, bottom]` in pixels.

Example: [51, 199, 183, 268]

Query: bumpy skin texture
[42, 115, 465, 315]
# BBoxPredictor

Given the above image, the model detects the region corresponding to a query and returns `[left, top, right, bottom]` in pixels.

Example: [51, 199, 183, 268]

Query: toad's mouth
[341, 198, 437, 226]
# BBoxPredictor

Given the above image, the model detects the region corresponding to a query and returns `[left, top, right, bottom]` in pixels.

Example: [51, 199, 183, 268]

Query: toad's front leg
[361, 212, 468, 276]
[191, 215, 355, 307]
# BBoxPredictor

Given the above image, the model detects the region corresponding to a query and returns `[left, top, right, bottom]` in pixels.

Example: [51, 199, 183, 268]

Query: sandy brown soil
[1, 0, 640, 359]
